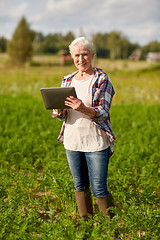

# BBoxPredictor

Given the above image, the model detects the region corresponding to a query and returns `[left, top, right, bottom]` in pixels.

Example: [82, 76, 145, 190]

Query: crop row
[0, 95, 159, 239]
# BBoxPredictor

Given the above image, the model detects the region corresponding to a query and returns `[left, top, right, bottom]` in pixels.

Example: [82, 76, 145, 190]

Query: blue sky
[0, 0, 160, 45]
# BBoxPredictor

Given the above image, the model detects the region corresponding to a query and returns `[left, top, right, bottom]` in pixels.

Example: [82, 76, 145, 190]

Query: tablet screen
[40, 87, 77, 109]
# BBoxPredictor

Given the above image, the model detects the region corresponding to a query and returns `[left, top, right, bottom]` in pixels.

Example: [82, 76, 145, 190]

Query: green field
[0, 55, 160, 239]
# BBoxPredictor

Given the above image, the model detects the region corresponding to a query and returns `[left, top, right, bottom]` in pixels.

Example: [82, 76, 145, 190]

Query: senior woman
[52, 37, 116, 221]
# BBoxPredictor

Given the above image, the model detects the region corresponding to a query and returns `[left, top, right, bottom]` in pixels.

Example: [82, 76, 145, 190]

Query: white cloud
[9, 2, 29, 18]
[0, 0, 11, 11]
[46, 0, 77, 13]
[0, 0, 159, 44]
[0, 1, 29, 18]
[30, 13, 44, 23]
[126, 21, 160, 44]
[46, 0, 56, 12]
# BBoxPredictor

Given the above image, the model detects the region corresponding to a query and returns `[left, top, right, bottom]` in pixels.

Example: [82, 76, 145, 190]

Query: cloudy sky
[0, 0, 160, 45]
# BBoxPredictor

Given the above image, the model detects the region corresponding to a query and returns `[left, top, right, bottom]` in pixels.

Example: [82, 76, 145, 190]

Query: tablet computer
[40, 87, 77, 109]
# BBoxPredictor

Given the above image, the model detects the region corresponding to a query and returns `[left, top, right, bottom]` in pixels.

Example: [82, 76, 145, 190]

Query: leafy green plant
[0, 94, 159, 239]
[0, 61, 159, 239]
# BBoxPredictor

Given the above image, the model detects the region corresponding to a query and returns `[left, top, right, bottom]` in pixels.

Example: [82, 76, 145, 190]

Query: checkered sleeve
[51, 109, 67, 121]
[92, 75, 115, 121]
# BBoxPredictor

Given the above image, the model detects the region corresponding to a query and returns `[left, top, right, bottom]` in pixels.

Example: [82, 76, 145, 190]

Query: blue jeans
[65, 148, 110, 198]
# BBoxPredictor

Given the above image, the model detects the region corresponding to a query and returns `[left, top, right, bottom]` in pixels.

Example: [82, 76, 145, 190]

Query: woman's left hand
[65, 96, 85, 111]
[65, 96, 96, 118]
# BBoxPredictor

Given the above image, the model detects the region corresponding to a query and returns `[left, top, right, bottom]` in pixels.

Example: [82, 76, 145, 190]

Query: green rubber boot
[96, 193, 115, 219]
[75, 189, 93, 221]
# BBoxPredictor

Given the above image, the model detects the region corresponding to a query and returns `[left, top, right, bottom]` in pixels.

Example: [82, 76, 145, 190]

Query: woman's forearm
[80, 105, 96, 118]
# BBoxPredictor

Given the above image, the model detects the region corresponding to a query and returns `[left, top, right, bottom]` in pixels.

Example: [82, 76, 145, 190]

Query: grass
[0, 53, 159, 104]
[0, 54, 160, 239]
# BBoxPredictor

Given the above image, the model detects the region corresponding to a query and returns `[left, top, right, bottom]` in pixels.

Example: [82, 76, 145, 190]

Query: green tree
[144, 40, 160, 52]
[63, 32, 75, 52]
[38, 34, 60, 54]
[7, 17, 33, 64]
[32, 32, 44, 54]
[107, 31, 123, 59]
[92, 31, 139, 59]
[64, 32, 75, 43]
[141, 41, 160, 58]
[0, 37, 7, 52]
[92, 33, 109, 57]
[38, 32, 75, 54]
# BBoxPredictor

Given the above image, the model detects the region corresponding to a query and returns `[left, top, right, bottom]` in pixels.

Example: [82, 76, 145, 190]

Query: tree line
[0, 17, 160, 64]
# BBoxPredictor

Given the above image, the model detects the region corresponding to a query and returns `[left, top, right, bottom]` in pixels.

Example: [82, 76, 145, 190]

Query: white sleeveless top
[63, 75, 110, 152]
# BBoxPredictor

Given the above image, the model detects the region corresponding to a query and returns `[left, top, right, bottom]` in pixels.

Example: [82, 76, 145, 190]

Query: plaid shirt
[52, 67, 116, 155]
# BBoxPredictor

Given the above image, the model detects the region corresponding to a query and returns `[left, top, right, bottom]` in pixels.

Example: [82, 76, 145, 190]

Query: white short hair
[69, 37, 95, 55]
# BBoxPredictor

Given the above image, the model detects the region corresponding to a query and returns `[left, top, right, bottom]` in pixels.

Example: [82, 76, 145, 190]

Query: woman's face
[71, 44, 94, 73]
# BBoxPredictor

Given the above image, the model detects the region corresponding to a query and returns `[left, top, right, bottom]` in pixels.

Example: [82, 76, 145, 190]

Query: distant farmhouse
[129, 49, 142, 61]
[146, 52, 160, 62]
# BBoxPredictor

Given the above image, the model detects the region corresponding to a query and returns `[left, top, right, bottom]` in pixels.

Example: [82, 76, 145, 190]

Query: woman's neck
[76, 67, 94, 80]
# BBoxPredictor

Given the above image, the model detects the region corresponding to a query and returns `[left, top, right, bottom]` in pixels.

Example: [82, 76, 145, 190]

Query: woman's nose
[79, 55, 83, 62]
